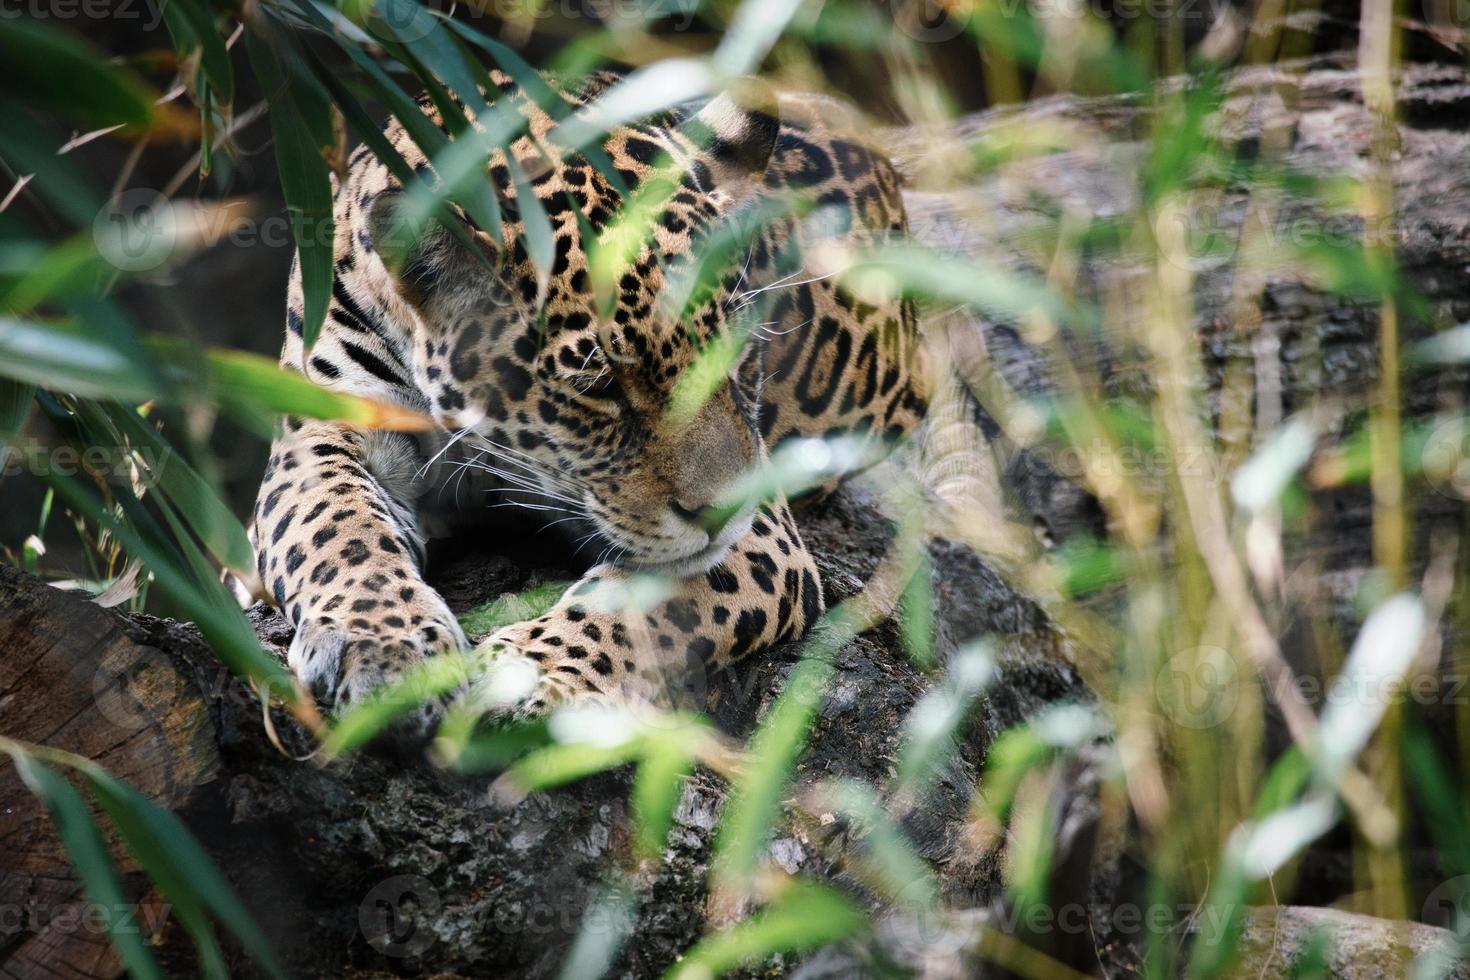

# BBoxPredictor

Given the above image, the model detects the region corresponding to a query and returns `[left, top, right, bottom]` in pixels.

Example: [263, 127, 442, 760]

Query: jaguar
[249, 70, 928, 731]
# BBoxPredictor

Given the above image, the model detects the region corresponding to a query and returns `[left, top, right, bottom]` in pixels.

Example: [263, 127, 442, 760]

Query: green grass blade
[4, 750, 164, 980]
[245, 22, 335, 349]
[159, 0, 235, 104]
[665, 882, 867, 980]
[98, 402, 255, 574]
[632, 738, 697, 859]
[0, 19, 155, 129]
[81, 767, 288, 980]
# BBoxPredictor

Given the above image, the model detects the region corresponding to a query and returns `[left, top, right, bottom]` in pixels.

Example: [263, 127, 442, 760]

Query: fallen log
[0, 484, 1087, 978]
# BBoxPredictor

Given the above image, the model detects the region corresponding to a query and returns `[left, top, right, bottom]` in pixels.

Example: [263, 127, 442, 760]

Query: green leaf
[1050, 535, 1126, 599]
[441, 17, 632, 197]
[0, 319, 431, 431]
[299, 47, 496, 269]
[500, 738, 645, 793]
[895, 642, 994, 800]
[1404, 718, 1470, 879]
[556, 880, 638, 980]
[713, 0, 806, 74]
[0, 99, 105, 224]
[632, 739, 697, 858]
[97, 403, 254, 574]
[1314, 593, 1425, 785]
[0, 378, 32, 442]
[321, 651, 479, 756]
[84, 765, 231, 979]
[245, 24, 335, 348]
[44, 469, 299, 705]
[0, 19, 155, 129]
[4, 751, 164, 980]
[505, 153, 555, 303]
[1230, 416, 1316, 514]
[159, 0, 235, 104]
[0, 317, 158, 402]
[845, 243, 1081, 329]
[810, 779, 937, 909]
[434, 716, 552, 773]
[666, 882, 867, 980]
[81, 766, 288, 980]
[712, 604, 858, 891]
[898, 551, 935, 669]
[205, 348, 431, 430]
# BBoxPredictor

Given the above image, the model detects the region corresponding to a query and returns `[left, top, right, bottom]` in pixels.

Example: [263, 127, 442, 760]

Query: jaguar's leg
[251, 419, 465, 729]
[469, 501, 822, 715]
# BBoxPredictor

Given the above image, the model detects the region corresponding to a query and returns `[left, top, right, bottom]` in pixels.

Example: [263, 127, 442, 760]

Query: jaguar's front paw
[462, 619, 673, 722]
[461, 627, 567, 721]
[287, 595, 468, 738]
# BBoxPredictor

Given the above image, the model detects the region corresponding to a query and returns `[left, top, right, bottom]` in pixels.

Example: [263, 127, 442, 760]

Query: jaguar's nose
[670, 499, 737, 539]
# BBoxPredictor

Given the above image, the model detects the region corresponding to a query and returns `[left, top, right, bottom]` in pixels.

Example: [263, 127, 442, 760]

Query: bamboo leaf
[712, 630, 844, 890]
[1314, 593, 1425, 785]
[0, 379, 32, 441]
[4, 751, 164, 980]
[245, 23, 335, 348]
[809, 779, 937, 908]
[556, 880, 638, 980]
[98, 403, 255, 574]
[0, 319, 433, 431]
[666, 882, 867, 980]
[321, 651, 478, 756]
[895, 642, 994, 799]
[632, 738, 697, 858]
[81, 767, 288, 980]
[205, 348, 434, 430]
[44, 470, 300, 705]
[0, 19, 155, 129]
[159, 0, 235, 105]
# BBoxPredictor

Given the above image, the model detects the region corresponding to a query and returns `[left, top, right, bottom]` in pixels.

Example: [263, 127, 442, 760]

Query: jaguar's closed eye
[571, 368, 622, 399]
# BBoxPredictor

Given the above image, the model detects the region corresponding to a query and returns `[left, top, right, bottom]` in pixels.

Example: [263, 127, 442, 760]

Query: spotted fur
[249, 71, 927, 728]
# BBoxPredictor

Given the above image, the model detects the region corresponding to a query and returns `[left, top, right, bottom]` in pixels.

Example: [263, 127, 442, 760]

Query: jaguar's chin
[604, 514, 754, 579]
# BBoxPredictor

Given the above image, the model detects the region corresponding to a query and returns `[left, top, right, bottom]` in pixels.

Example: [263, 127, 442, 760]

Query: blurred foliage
[3, 0, 1470, 975]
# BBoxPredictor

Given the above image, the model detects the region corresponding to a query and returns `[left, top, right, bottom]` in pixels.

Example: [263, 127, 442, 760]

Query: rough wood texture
[0, 561, 220, 979]
[0, 484, 1085, 978]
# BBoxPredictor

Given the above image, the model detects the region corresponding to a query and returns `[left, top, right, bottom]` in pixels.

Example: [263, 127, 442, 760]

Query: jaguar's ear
[684, 77, 779, 193]
[365, 191, 494, 305]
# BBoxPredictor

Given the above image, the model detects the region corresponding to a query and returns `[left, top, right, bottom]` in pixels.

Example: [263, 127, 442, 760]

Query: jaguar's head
[369, 80, 781, 574]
